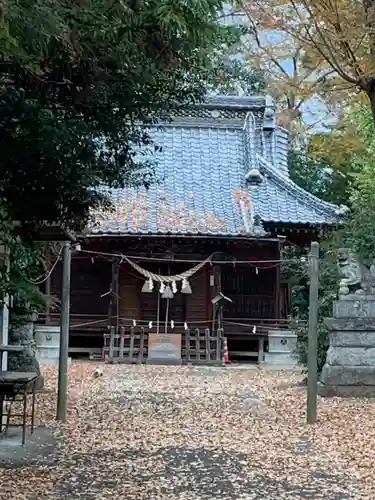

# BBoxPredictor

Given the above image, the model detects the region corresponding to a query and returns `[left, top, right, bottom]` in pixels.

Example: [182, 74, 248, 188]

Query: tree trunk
[366, 87, 375, 129]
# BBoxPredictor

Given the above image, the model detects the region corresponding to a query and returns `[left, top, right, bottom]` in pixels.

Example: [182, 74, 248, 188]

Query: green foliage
[282, 238, 340, 372]
[210, 59, 265, 94]
[288, 149, 350, 207]
[286, 139, 349, 371]
[0, 0, 242, 231]
[340, 106, 375, 265]
[0, 205, 57, 340]
[286, 103, 375, 371]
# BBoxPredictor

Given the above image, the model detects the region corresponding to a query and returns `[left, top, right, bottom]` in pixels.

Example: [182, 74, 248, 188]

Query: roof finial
[245, 168, 264, 186]
[263, 94, 276, 131]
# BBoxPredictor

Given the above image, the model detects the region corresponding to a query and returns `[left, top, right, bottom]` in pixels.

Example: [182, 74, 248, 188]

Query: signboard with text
[147, 333, 182, 365]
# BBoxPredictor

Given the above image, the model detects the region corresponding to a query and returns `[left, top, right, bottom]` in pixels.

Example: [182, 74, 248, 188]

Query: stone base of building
[318, 382, 375, 398]
[319, 364, 375, 397]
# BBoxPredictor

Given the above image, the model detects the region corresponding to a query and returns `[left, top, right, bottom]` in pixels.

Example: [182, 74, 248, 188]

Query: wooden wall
[221, 265, 276, 319]
[119, 263, 210, 326]
[47, 237, 288, 330]
[119, 264, 140, 321]
[185, 267, 209, 324]
[50, 257, 111, 315]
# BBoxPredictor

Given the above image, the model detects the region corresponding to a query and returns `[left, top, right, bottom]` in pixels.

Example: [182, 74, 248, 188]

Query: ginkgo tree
[242, 0, 375, 129]
[239, 1, 339, 134]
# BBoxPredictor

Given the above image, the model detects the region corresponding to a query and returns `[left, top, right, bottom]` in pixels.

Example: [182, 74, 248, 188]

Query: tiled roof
[93, 127, 254, 236]
[254, 155, 341, 225]
[91, 96, 343, 236]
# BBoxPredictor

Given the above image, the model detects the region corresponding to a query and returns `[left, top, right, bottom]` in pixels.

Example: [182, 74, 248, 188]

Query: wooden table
[0, 371, 39, 445]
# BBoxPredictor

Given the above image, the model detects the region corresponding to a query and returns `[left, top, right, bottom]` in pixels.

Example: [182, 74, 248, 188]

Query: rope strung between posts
[61, 314, 296, 330]
[79, 248, 307, 266]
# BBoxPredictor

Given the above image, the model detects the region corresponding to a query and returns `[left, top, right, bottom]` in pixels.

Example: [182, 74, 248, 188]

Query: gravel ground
[0, 363, 374, 499]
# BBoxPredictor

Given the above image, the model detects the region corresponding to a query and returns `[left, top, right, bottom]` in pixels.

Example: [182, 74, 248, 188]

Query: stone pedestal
[8, 321, 44, 389]
[319, 295, 375, 397]
[34, 325, 61, 365]
[264, 329, 299, 368]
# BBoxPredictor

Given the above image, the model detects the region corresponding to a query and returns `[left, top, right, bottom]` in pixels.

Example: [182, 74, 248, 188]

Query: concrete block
[267, 330, 297, 353]
[326, 346, 375, 366]
[264, 352, 299, 367]
[326, 317, 375, 331]
[34, 325, 60, 366]
[320, 364, 375, 386]
[334, 298, 375, 318]
[329, 331, 375, 347]
[318, 382, 375, 398]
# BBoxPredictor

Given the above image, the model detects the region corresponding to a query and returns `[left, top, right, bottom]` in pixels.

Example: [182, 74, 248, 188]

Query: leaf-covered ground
[1, 363, 375, 499]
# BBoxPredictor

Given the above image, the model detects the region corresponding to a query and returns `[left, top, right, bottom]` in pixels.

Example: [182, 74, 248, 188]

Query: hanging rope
[18, 246, 64, 285]
[122, 254, 214, 283]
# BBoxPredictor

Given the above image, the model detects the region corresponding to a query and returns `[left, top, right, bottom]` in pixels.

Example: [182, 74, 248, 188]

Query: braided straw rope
[123, 254, 213, 283]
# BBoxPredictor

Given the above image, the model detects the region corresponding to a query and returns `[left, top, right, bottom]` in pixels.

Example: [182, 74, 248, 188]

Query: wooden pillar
[210, 253, 222, 332]
[45, 254, 51, 324]
[274, 240, 281, 325]
[0, 246, 10, 371]
[108, 260, 120, 330]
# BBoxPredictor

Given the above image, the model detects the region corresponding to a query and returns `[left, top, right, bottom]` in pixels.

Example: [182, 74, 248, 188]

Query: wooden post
[57, 241, 72, 422]
[274, 240, 281, 325]
[164, 299, 169, 334]
[109, 326, 115, 359]
[205, 328, 211, 361]
[45, 255, 51, 325]
[156, 266, 161, 334]
[195, 328, 200, 362]
[0, 246, 10, 371]
[212, 256, 222, 332]
[114, 261, 120, 331]
[156, 291, 160, 334]
[185, 328, 191, 362]
[138, 327, 145, 363]
[0, 246, 9, 431]
[108, 260, 120, 331]
[307, 241, 319, 425]
[258, 336, 264, 363]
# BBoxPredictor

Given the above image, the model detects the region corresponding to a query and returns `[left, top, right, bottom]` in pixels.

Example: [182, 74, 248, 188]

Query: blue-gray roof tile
[91, 95, 342, 236]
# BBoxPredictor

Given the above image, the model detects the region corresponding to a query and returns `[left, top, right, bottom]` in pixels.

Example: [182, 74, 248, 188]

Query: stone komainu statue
[337, 248, 375, 296]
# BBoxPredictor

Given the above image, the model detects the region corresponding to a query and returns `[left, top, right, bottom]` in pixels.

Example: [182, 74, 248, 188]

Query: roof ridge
[202, 94, 267, 110]
[256, 154, 347, 216]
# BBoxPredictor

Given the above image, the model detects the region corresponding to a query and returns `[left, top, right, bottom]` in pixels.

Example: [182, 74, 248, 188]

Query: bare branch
[289, 0, 359, 84]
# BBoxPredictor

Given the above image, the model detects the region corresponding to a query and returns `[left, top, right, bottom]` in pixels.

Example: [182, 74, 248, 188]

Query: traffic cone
[223, 337, 232, 365]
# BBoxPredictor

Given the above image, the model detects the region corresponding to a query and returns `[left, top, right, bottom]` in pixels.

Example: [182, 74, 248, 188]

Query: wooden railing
[103, 326, 224, 365]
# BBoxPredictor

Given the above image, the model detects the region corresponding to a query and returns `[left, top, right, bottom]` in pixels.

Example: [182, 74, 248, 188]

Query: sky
[220, 3, 337, 133]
